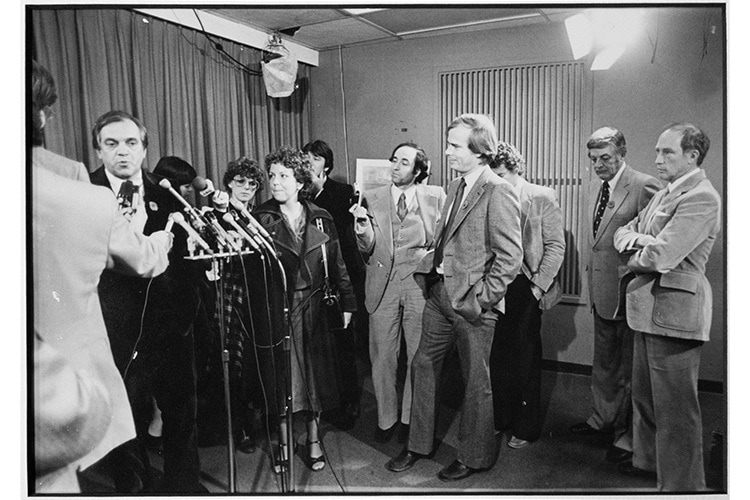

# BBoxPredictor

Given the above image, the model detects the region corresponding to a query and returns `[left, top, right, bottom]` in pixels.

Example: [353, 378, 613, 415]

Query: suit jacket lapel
[593, 165, 632, 245]
[447, 168, 487, 242]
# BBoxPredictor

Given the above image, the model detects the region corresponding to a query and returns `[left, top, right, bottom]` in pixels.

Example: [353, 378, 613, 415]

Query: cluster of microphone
[159, 177, 275, 259]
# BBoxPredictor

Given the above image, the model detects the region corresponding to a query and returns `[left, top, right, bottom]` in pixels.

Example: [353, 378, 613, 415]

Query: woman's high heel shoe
[307, 440, 326, 471]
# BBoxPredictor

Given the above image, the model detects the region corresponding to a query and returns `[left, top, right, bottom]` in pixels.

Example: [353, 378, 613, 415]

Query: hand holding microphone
[193, 176, 230, 211]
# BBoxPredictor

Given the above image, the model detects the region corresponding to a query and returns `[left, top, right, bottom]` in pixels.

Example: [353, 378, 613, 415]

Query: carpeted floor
[177, 361, 726, 496]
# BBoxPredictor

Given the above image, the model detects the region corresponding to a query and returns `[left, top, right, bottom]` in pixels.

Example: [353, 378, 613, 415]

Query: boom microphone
[221, 212, 261, 252]
[229, 199, 273, 241]
[170, 212, 212, 254]
[203, 210, 242, 252]
[158, 178, 207, 230]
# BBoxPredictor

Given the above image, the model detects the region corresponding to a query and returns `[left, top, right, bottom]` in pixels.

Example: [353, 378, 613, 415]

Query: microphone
[203, 210, 242, 252]
[170, 212, 212, 254]
[229, 198, 273, 241]
[191, 176, 215, 196]
[229, 208, 276, 255]
[117, 180, 135, 209]
[222, 212, 261, 252]
[158, 178, 207, 231]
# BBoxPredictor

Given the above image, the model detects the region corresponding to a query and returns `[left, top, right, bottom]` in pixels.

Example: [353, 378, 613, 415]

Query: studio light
[565, 9, 645, 71]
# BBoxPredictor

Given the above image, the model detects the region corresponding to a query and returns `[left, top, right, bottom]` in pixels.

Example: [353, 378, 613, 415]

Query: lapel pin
[149, 201, 159, 211]
[607, 201, 615, 209]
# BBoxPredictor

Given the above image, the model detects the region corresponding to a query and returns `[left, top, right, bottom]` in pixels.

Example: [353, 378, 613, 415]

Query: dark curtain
[31, 8, 310, 200]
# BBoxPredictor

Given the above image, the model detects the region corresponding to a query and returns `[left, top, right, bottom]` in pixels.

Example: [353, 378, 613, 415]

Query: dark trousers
[490, 274, 543, 441]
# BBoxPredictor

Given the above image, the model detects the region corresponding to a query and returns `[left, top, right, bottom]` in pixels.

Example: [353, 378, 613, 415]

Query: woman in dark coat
[253, 147, 355, 472]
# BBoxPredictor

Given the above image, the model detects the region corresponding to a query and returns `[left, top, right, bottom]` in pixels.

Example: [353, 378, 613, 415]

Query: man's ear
[38, 109, 47, 130]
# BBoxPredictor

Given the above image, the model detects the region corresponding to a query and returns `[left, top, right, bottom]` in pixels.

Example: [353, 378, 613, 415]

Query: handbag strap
[315, 218, 331, 285]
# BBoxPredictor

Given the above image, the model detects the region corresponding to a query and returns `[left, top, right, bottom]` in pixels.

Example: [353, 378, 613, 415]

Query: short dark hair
[153, 156, 196, 186]
[390, 142, 430, 183]
[491, 142, 526, 176]
[663, 122, 711, 166]
[31, 61, 57, 146]
[265, 147, 314, 200]
[446, 114, 498, 165]
[223, 156, 264, 193]
[301, 139, 334, 174]
[91, 110, 149, 151]
[587, 127, 627, 157]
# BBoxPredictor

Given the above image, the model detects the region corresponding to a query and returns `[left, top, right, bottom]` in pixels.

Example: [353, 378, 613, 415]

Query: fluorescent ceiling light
[564, 13, 593, 59]
[343, 8, 387, 16]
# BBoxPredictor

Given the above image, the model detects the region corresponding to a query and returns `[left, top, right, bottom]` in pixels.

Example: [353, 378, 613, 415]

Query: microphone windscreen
[158, 178, 172, 189]
[192, 176, 208, 191]
[171, 211, 186, 224]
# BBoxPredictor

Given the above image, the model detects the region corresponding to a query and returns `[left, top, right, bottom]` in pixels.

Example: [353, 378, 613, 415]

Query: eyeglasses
[232, 178, 258, 188]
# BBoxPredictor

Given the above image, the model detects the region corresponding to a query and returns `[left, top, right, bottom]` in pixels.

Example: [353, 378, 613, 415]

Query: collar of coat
[254, 198, 334, 257]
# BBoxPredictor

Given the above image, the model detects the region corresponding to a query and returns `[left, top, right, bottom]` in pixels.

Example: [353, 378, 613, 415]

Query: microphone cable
[123, 276, 155, 381]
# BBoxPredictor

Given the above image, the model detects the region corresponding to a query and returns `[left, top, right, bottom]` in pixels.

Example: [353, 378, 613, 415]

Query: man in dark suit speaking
[386, 114, 523, 481]
[87, 111, 205, 493]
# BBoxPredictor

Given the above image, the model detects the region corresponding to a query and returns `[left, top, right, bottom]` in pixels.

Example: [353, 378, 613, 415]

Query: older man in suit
[488, 141, 565, 449]
[386, 114, 523, 481]
[349, 142, 446, 444]
[87, 111, 206, 493]
[570, 127, 661, 464]
[613, 123, 720, 491]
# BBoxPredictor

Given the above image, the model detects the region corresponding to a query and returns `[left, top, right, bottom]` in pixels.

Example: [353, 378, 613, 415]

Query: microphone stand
[260, 239, 294, 492]
[215, 256, 237, 493]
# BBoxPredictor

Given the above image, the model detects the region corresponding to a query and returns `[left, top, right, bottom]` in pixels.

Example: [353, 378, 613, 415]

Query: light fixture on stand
[565, 9, 645, 71]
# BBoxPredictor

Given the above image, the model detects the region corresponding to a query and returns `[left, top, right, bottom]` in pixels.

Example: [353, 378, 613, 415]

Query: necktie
[433, 177, 466, 269]
[593, 181, 610, 237]
[397, 192, 407, 221]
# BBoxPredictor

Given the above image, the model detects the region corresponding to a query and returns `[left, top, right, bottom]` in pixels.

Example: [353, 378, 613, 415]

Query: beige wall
[308, 7, 725, 383]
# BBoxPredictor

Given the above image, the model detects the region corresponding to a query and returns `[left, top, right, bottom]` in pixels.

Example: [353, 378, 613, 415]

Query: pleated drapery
[31, 8, 310, 199]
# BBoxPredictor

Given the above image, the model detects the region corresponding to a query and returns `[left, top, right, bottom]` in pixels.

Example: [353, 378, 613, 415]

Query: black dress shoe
[397, 423, 410, 444]
[374, 423, 397, 443]
[385, 448, 422, 472]
[437, 459, 478, 482]
[618, 461, 657, 479]
[570, 421, 610, 436]
[606, 445, 633, 463]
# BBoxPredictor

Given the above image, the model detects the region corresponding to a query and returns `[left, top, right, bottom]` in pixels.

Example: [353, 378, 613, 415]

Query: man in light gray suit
[614, 123, 720, 491]
[488, 141, 565, 449]
[570, 127, 661, 464]
[385, 114, 523, 482]
[350, 142, 446, 445]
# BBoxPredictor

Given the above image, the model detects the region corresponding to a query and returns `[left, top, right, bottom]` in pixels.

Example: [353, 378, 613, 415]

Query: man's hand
[349, 204, 369, 225]
[530, 283, 544, 301]
[343, 312, 353, 329]
[199, 178, 215, 198]
[212, 190, 229, 211]
[119, 206, 135, 222]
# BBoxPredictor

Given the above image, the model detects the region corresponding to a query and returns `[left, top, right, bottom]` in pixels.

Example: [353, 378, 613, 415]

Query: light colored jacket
[355, 183, 446, 313]
[614, 169, 720, 341]
[33, 167, 170, 478]
[515, 177, 566, 310]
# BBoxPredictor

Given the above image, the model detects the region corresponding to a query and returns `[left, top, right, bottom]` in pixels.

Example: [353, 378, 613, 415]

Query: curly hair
[223, 156, 264, 193]
[264, 146, 314, 200]
[491, 141, 526, 175]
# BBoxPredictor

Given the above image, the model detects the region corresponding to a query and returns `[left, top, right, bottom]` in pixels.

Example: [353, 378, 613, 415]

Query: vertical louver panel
[439, 62, 591, 301]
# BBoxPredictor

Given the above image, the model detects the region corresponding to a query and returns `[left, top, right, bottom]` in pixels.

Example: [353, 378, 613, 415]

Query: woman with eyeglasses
[223, 156, 264, 211]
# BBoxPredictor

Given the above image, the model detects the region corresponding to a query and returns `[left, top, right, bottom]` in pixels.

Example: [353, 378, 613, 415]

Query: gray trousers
[408, 280, 497, 469]
[632, 330, 705, 492]
[588, 308, 634, 451]
[369, 275, 425, 429]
